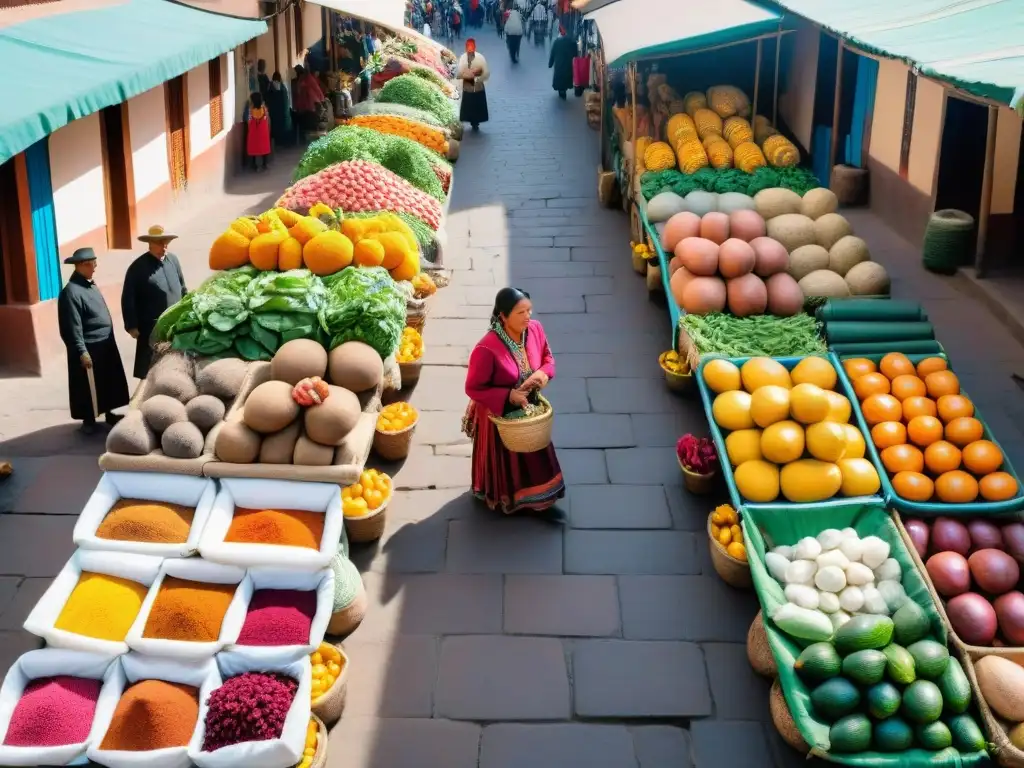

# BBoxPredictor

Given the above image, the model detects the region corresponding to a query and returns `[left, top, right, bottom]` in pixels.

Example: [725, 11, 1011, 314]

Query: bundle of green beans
[679, 312, 827, 358]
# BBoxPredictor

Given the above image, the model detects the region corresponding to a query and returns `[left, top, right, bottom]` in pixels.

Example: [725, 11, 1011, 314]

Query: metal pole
[751, 38, 762, 129]
[772, 31, 781, 125]
[975, 104, 998, 273]
[829, 40, 844, 173]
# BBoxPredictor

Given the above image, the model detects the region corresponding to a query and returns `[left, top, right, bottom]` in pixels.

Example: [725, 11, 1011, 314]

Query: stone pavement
[0, 24, 1022, 768]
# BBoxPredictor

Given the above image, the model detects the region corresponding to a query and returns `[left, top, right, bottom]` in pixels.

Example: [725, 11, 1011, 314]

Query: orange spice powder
[224, 508, 325, 549]
[95, 499, 195, 544]
[142, 577, 237, 642]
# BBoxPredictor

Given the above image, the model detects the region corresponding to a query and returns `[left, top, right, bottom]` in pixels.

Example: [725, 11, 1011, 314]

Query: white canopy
[307, 0, 406, 30]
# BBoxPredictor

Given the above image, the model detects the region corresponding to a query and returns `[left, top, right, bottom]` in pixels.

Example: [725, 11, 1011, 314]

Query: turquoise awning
[0, 0, 266, 165]
[585, 0, 784, 67]
[767, 0, 1024, 109]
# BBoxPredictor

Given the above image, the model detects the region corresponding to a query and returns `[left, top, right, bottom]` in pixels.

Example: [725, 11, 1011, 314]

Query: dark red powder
[4, 675, 101, 747]
[201, 672, 297, 752]
[236, 589, 317, 647]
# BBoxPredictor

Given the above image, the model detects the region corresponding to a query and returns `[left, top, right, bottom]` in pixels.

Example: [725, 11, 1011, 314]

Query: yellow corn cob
[723, 117, 754, 148]
[705, 139, 734, 170]
[763, 134, 801, 168]
[676, 139, 709, 174]
[706, 85, 751, 118]
[683, 91, 708, 117]
[644, 141, 676, 172]
[666, 113, 696, 143]
[693, 108, 723, 141]
[733, 141, 767, 173]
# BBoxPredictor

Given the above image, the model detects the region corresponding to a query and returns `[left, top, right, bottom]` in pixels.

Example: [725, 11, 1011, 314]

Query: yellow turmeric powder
[54, 572, 149, 641]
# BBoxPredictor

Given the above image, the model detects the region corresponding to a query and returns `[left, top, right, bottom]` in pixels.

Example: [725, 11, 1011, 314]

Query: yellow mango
[249, 230, 288, 271]
[274, 207, 302, 227]
[290, 216, 328, 245]
[209, 229, 251, 270]
[389, 248, 420, 282]
[279, 237, 304, 271]
[230, 217, 259, 239]
[353, 239, 385, 267]
[303, 231, 353, 276]
[780, 459, 842, 503]
[374, 232, 414, 271]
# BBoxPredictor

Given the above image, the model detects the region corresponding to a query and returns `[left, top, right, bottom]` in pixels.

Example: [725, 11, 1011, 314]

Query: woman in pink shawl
[463, 288, 566, 523]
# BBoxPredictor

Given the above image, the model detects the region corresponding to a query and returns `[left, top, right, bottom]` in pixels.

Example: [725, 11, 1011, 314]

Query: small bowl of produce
[342, 469, 392, 544]
[708, 504, 751, 588]
[659, 350, 694, 394]
[309, 642, 348, 726]
[397, 327, 424, 386]
[677, 434, 718, 494]
[374, 402, 419, 461]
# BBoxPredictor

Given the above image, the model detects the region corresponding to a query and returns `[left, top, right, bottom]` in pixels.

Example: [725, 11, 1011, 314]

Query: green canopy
[0, 0, 267, 165]
[768, 0, 1024, 109]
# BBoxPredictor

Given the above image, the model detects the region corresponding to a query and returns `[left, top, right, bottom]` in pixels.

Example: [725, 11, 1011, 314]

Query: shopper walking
[457, 38, 490, 130]
[58, 248, 129, 435]
[504, 5, 524, 62]
[293, 65, 324, 139]
[463, 287, 566, 523]
[246, 92, 272, 169]
[549, 25, 574, 98]
[451, 5, 462, 38]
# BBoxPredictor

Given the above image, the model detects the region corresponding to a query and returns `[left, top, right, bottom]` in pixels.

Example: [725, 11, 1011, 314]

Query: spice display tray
[222, 567, 335, 663]
[125, 559, 248, 661]
[199, 478, 344, 571]
[86, 655, 221, 768]
[0, 648, 121, 767]
[24, 550, 163, 657]
[189, 652, 312, 768]
[73, 472, 217, 558]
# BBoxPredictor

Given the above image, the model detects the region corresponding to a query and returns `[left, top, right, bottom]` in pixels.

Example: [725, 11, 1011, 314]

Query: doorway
[165, 75, 190, 193]
[934, 96, 987, 223]
[0, 154, 39, 304]
[100, 103, 136, 249]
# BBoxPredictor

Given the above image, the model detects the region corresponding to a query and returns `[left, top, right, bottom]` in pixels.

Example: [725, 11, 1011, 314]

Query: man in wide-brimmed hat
[121, 225, 187, 378]
[58, 248, 129, 434]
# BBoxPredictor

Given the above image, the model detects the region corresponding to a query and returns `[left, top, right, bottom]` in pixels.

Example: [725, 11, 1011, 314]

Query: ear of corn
[723, 117, 754, 148]
[705, 139, 734, 170]
[707, 85, 751, 118]
[676, 139, 709, 174]
[763, 134, 801, 168]
[694, 108, 724, 140]
[683, 91, 707, 116]
[733, 141, 767, 173]
[666, 113, 697, 144]
[644, 141, 676, 172]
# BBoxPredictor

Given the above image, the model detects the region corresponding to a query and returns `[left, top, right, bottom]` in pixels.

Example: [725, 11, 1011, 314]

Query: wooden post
[751, 38, 762, 128]
[975, 104, 998, 274]
[829, 39, 844, 172]
[772, 31, 781, 125]
[0, 153, 40, 305]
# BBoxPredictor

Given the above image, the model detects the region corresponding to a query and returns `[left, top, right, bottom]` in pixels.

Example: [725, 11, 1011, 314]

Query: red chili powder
[236, 589, 317, 647]
[3, 676, 101, 747]
[224, 508, 325, 549]
[201, 672, 297, 752]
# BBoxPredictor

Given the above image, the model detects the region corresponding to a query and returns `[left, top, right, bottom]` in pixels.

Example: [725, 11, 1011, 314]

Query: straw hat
[138, 225, 178, 243]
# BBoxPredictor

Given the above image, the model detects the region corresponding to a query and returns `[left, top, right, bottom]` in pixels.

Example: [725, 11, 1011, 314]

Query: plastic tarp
[0, 0, 266, 166]
[585, 0, 783, 67]
[770, 0, 1024, 110]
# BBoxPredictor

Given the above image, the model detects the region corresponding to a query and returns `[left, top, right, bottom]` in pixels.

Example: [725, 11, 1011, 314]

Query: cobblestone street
[0, 22, 1023, 768]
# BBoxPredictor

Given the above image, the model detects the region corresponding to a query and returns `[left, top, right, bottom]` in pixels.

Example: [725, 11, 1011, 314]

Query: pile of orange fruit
[376, 401, 419, 432]
[341, 469, 392, 518]
[710, 504, 747, 561]
[843, 353, 1018, 503]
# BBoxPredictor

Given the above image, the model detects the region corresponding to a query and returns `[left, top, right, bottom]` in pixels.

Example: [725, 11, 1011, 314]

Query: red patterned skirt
[466, 402, 565, 514]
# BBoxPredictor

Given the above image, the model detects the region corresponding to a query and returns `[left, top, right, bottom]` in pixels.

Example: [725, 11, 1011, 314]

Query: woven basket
[631, 250, 648, 274]
[399, 357, 423, 386]
[345, 493, 390, 544]
[682, 460, 717, 495]
[646, 263, 663, 294]
[962, 651, 1024, 768]
[311, 644, 349, 726]
[747, 611, 777, 678]
[309, 714, 329, 768]
[658, 351, 694, 394]
[923, 209, 975, 275]
[406, 309, 427, 334]
[374, 418, 418, 461]
[327, 581, 367, 637]
[707, 512, 752, 588]
[770, 679, 810, 754]
[488, 394, 553, 453]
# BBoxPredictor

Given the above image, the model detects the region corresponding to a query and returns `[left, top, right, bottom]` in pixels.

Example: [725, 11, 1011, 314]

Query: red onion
[903, 518, 930, 559]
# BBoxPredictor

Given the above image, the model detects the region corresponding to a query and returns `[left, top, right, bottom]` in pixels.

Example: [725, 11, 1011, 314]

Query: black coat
[549, 35, 574, 92]
[58, 272, 130, 420]
[121, 251, 187, 378]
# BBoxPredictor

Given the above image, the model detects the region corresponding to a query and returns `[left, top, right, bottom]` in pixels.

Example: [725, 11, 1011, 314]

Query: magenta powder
[201, 672, 297, 752]
[4, 675, 102, 747]
[236, 589, 316, 647]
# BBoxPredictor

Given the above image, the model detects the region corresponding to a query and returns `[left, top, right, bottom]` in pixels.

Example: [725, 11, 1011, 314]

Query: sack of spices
[73, 472, 218, 559]
[222, 567, 335, 661]
[125, 560, 246, 661]
[87, 655, 220, 768]
[0, 648, 119, 767]
[24, 550, 163, 657]
[199, 478, 344, 572]
[188, 652, 312, 768]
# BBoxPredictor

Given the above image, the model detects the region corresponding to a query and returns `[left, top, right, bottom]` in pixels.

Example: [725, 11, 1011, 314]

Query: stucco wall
[992, 107, 1021, 216]
[48, 112, 106, 246]
[128, 85, 170, 201]
[907, 77, 945, 198]
[188, 63, 214, 160]
[256, 24, 276, 70]
[302, 2, 321, 50]
[777, 21, 818, 151]
[867, 58, 908, 175]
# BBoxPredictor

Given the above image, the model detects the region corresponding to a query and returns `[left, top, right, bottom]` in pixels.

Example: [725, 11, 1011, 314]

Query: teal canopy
[585, 0, 784, 67]
[769, 0, 1024, 109]
[0, 0, 266, 165]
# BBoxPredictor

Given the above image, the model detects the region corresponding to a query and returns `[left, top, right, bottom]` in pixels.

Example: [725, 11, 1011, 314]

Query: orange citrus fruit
[961, 440, 1004, 475]
[980, 472, 1019, 501]
[881, 444, 925, 474]
[934, 470, 980, 503]
[843, 358, 877, 380]
[902, 396, 938, 421]
[945, 417, 984, 447]
[880, 352, 916, 380]
[890, 375, 927, 401]
[871, 421, 907, 450]
[916, 357, 948, 378]
[862, 394, 903, 426]
[936, 394, 974, 423]
[853, 372, 891, 400]
[907, 415, 944, 447]
[924, 440, 962, 474]
[892, 471, 934, 501]
[925, 370, 960, 398]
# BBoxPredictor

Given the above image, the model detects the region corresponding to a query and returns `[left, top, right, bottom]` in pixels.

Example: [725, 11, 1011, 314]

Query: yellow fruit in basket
[342, 469, 391, 518]
[790, 357, 837, 390]
[712, 391, 753, 431]
[718, 527, 732, 546]
[734, 459, 780, 502]
[824, 390, 852, 423]
[841, 424, 866, 459]
[309, 642, 345, 703]
[377, 402, 418, 432]
[750, 385, 790, 428]
[725, 429, 762, 466]
[805, 421, 849, 462]
[837, 458, 881, 497]
[727, 542, 747, 561]
[703, 359, 741, 393]
[761, 420, 804, 464]
[741, 357, 792, 392]
[711, 504, 738, 525]
[789, 383, 830, 424]
[780, 460, 843, 503]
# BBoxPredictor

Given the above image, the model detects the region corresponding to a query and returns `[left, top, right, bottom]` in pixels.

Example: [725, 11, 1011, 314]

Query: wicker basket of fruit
[342, 469, 392, 543]
[658, 350, 694, 394]
[708, 504, 751, 588]
[310, 642, 349, 726]
[489, 394, 553, 453]
[677, 434, 718, 494]
[397, 326, 423, 385]
[374, 402, 419, 461]
[406, 298, 427, 334]
[630, 240, 653, 274]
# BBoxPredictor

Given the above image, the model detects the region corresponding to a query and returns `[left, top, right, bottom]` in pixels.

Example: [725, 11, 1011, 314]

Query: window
[899, 72, 917, 179]
[209, 56, 224, 137]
